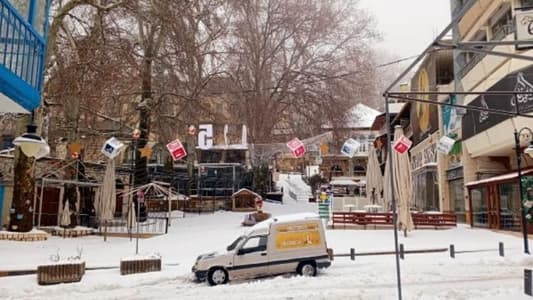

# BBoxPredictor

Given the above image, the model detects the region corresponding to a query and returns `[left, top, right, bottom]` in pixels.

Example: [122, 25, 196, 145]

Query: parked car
[192, 213, 331, 285]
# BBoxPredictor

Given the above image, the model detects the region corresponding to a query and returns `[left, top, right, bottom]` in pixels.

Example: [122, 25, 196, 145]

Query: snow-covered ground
[1, 197, 533, 300]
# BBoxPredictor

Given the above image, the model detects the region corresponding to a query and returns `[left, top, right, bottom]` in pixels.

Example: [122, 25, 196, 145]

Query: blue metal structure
[0, 0, 51, 112]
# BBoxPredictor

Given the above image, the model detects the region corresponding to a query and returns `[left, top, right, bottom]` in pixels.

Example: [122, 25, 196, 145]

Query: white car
[192, 213, 331, 285]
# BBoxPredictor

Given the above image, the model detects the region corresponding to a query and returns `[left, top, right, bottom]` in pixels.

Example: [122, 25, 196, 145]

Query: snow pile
[0, 200, 532, 300]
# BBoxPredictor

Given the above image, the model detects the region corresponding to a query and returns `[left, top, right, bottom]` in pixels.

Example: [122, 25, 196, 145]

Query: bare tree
[225, 0, 378, 143]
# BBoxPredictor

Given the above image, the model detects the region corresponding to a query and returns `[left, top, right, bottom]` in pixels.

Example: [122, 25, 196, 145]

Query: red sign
[137, 191, 145, 203]
[286, 138, 306, 158]
[166, 139, 187, 161]
[393, 135, 412, 154]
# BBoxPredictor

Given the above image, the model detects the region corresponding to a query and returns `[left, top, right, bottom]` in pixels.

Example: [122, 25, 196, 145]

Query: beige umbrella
[366, 144, 383, 206]
[94, 159, 117, 223]
[392, 126, 414, 236]
[60, 203, 71, 227]
[383, 154, 392, 211]
[127, 200, 136, 233]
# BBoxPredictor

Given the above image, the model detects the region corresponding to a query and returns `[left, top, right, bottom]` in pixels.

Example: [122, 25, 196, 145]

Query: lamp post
[132, 129, 140, 254]
[514, 126, 533, 255]
[10, 122, 49, 232]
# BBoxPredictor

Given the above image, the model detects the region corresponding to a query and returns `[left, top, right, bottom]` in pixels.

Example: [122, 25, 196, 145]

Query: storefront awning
[466, 169, 533, 187]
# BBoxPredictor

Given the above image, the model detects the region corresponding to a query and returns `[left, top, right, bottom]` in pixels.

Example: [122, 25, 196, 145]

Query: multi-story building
[319, 103, 381, 182]
[409, 48, 454, 213]
[450, 0, 533, 231]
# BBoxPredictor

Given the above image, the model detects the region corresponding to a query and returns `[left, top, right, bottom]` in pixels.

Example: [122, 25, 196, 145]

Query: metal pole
[383, 0, 476, 93]
[385, 94, 403, 300]
[516, 128, 530, 254]
[38, 178, 45, 228]
[134, 141, 140, 255]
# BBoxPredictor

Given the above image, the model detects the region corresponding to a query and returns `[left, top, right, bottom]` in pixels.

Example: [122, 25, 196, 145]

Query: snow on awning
[466, 169, 533, 187]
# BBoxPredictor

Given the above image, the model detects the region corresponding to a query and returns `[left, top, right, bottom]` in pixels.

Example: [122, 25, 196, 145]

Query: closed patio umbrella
[94, 159, 117, 224]
[127, 200, 136, 233]
[392, 126, 414, 236]
[366, 144, 383, 206]
[60, 203, 71, 227]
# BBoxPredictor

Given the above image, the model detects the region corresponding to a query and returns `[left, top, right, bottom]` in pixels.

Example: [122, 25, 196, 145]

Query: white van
[192, 213, 331, 285]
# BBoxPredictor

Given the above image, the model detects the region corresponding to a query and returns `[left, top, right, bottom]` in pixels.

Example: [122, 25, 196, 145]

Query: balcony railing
[0, 0, 48, 111]
[457, 23, 514, 79]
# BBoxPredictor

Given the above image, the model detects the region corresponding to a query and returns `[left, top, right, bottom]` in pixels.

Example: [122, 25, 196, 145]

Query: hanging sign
[166, 139, 187, 161]
[286, 138, 306, 158]
[392, 135, 412, 154]
[340, 138, 361, 157]
[101, 137, 124, 159]
[436, 136, 456, 155]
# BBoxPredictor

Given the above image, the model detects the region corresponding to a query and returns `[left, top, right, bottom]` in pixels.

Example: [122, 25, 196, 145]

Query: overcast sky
[359, 0, 452, 60]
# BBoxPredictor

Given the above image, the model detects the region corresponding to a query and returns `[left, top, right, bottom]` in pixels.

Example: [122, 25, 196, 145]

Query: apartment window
[521, 0, 533, 8]
[1, 135, 14, 149]
[490, 7, 512, 41]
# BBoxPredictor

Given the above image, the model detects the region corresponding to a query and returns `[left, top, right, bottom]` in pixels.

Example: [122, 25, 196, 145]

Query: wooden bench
[332, 212, 457, 229]
[411, 213, 457, 229]
[37, 262, 85, 285]
[332, 212, 394, 228]
[120, 257, 161, 275]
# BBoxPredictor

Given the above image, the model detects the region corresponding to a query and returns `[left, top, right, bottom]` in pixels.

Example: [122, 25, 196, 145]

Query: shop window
[471, 188, 488, 228]
[449, 179, 466, 223]
[499, 183, 521, 231]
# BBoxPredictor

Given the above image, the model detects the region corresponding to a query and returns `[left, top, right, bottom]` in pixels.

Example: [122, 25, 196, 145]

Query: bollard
[399, 244, 404, 260]
[525, 269, 532, 296]
[450, 244, 455, 258]
[350, 248, 355, 261]
[165, 217, 169, 234]
[499, 242, 504, 257]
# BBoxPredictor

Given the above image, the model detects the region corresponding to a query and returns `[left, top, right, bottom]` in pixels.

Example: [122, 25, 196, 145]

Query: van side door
[231, 235, 269, 280]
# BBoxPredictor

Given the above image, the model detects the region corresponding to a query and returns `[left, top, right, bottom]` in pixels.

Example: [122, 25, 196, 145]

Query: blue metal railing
[0, 0, 49, 112]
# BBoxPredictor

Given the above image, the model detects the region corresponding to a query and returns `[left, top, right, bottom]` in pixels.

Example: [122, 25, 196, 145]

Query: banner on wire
[340, 138, 361, 157]
[392, 135, 412, 154]
[436, 136, 456, 154]
[101, 137, 125, 159]
[166, 139, 187, 161]
[286, 138, 306, 158]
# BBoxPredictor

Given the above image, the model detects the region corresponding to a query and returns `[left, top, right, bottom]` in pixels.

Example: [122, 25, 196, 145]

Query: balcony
[457, 22, 514, 79]
[0, 0, 49, 112]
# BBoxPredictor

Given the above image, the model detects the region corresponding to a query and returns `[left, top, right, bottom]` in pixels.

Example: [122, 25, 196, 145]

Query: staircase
[0, 0, 50, 111]
[277, 173, 313, 202]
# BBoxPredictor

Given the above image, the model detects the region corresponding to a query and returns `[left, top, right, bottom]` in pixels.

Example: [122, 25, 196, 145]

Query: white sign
[515, 10, 533, 50]
[198, 124, 214, 149]
[340, 138, 361, 157]
[101, 137, 124, 159]
[437, 136, 456, 155]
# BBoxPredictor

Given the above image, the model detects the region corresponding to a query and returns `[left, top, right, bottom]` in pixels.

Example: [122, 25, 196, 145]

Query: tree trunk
[9, 115, 35, 232]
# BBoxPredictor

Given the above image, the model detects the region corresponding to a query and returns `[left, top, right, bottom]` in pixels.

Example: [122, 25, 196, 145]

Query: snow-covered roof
[322, 103, 381, 129]
[344, 103, 381, 128]
[232, 188, 261, 198]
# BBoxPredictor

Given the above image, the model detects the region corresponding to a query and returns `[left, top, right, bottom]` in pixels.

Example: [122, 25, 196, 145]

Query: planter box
[120, 258, 161, 275]
[37, 262, 85, 285]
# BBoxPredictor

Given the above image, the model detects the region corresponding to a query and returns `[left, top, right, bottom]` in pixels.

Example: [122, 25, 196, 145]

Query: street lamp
[13, 124, 50, 159]
[514, 127, 533, 255]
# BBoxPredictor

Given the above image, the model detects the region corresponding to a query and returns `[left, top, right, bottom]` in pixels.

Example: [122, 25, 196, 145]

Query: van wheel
[207, 267, 228, 286]
[297, 261, 317, 277]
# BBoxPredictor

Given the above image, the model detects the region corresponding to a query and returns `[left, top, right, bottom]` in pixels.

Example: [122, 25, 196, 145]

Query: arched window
[353, 166, 366, 176]
[330, 165, 343, 177]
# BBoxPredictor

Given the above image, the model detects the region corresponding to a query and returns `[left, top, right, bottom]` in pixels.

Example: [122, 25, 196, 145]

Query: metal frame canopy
[382, 1, 533, 299]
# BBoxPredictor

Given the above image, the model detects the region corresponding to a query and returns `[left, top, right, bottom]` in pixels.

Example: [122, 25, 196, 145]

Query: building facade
[450, 0, 533, 230]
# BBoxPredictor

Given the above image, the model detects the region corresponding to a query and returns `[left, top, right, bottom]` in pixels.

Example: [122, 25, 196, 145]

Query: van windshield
[227, 236, 245, 251]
